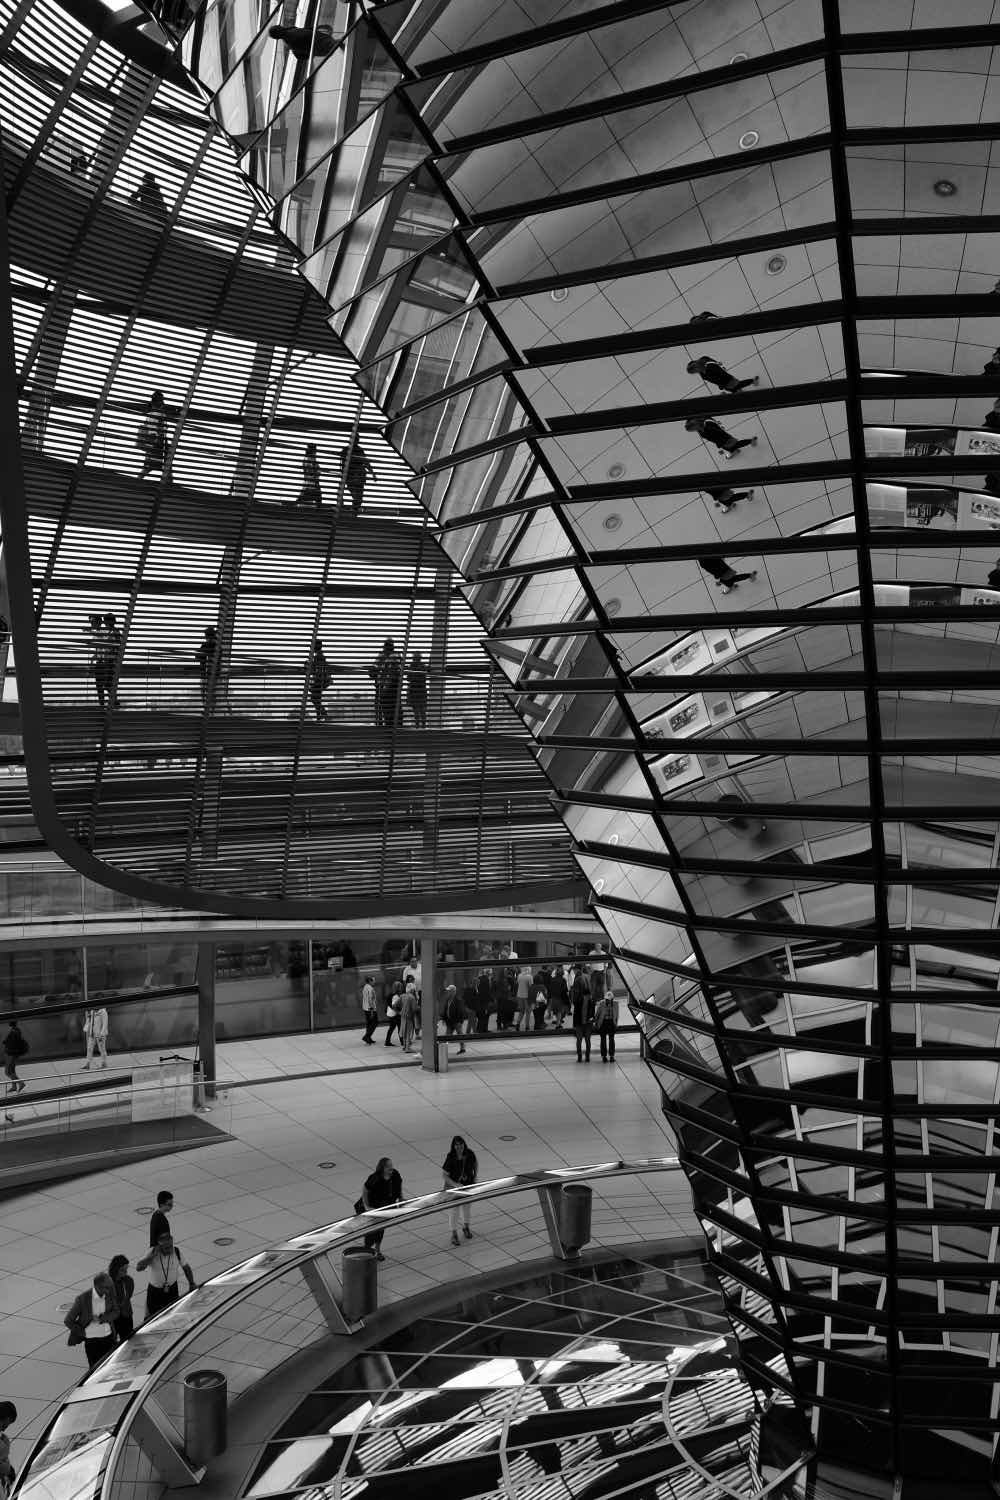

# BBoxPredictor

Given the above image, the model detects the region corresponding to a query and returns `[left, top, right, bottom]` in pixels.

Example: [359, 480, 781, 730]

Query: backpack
[444, 994, 462, 1025]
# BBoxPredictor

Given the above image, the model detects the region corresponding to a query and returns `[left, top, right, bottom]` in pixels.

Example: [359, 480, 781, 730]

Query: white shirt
[361, 982, 376, 1012]
[84, 1008, 108, 1039]
[146, 1248, 184, 1289]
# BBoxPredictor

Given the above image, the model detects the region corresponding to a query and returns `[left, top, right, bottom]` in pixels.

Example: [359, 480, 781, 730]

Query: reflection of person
[685, 416, 757, 459]
[83, 1006, 109, 1069]
[706, 485, 754, 512]
[987, 557, 1000, 590]
[268, 22, 335, 59]
[687, 356, 759, 395]
[699, 556, 758, 593]
[137, 390, 168, 477]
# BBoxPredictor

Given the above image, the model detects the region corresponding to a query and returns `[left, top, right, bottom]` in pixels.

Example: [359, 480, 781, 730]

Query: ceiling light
[550, 287, 569, 302]
[603, 513, 622, 530]
[933, 179, 957, 197]
[609, 833, 620, 846]
[607, 461, 626, 479]
[603, 598, 622, 617]
[730, 51, 748, 64]
[766, 254, 787, 275]
[594, 878, 605, 894]
[739, 131, 759, 150]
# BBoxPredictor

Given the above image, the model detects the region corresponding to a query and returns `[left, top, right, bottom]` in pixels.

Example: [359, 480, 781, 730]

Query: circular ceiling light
[933, 179, 957, 197]
[550, 287, 569, 302]
[604, 597, 622, 617]
[594, 878, 606, 894]
[739, 130, 759, 150]
[603, 513, 622, 531]
[608, 833, 620, 846]
[607, 461, 626, 479]
[766, 254, 787, 275]
[730, 51, 748, 64]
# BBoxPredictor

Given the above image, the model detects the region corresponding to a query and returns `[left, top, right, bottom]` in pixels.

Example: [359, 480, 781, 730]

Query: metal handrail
[28, 1156, 680, 1500]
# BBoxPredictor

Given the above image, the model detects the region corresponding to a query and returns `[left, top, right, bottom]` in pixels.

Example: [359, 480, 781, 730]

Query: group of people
[356, 1136, 477, 1259]
[63, 1189, 196, 1370]
[84, 612, 123, 708]
[298, 441, 376, 515]
[365, 637, 427, 728]
[360, 949, 622, 1063]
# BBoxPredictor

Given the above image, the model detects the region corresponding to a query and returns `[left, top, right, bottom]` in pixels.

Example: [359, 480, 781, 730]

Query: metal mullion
[821, 1, 899, 1465]
[438, 38, 830, 155]
[493, 603, 1000, 637]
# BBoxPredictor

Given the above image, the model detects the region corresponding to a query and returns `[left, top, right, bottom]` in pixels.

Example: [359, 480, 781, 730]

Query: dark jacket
[364, 1168, 403, 1209]
[443, 1147, 478, 1187]
[571, 974, 593, 1027]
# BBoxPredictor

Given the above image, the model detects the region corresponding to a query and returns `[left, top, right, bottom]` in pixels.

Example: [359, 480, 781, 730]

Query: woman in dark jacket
[361, 1156, 403, 1260]
[108, 1254, 135, 1340]
[442, 1135, 478, 1246]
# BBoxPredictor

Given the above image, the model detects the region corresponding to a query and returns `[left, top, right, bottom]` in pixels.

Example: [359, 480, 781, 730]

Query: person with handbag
[357, 1157, 403, 1261]
[442, 1136, 477, 1246]
[82, 1005, 109, 1069]
[64, 1273, 118, 1369]
[137, 1231, 196, 1319]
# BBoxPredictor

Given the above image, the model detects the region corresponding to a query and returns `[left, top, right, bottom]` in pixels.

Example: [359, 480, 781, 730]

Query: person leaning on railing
[357, 1157, 403, 1262]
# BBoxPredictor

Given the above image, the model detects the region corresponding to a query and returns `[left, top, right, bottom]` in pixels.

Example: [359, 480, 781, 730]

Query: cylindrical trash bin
[559, 1184, 593, 1254]
[183, 1369, 227, 1466]
[342, 1245, 379, 1321]
[436, 1039, 449, 1074]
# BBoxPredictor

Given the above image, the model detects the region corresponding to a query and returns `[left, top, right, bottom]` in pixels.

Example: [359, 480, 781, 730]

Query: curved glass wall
[175, 0, 1000, 1488]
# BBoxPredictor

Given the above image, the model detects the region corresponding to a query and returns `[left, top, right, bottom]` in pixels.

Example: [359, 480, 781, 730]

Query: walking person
[297, 443, 323, 506]
[137, 1231, 196, 1320]
[3, 1019, 28, 1115]
[705, 485, 755, 512]
[515, 965, 533, 1031]
[685, 415, 757, 459]
[137, 390, 169, 477]
[85, 613, 105, 705]
[196, 626, 220, 711]
[532, 967, 549, 1032]
[442, 1135, 478, 1246]
[571, 965, 594, 1062]
[548, 965, 569, 1027]
[595, 990, 620, 1063]
[308, 639, 332, 721]
[407, 651, 428, 727]
[400, 980, 418, 1053]
[82, 1005, 109, 1069]
[687, 355, 759, 395]
[359, 1156, 403, 1260]
[0, 1402, 17, 1500]
[64, 1272, 118, 1369]
[361, 974, 379, 1044]
[384, 984, 402, 1047]
[339, 438, 377, 517]
[108, 1255, 135, 1340]
[699, 556, 758, 593]
[442, 984, 467, 1054]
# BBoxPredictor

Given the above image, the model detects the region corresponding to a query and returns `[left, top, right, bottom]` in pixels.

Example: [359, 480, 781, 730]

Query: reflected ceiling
[177, 0, 1000, 1485]
[0, 0, 580, 915]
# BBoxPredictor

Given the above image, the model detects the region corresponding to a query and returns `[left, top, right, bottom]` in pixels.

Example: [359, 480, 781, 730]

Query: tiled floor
[0, 1028, 695, 1479]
